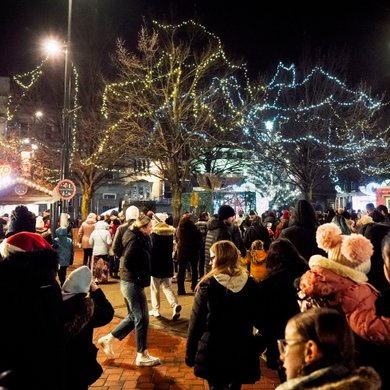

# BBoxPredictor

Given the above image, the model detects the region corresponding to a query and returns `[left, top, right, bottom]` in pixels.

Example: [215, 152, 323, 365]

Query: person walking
[89, 220, 112, 283]
[77, 213, 97, 268]
[176, 213, 203, 295]
[148, 213, 181, 320]
[186, 240, 260, 389]
[97, 216, 161, 367]
[53, 226, 74, 286]
[111, 205, 139, 274]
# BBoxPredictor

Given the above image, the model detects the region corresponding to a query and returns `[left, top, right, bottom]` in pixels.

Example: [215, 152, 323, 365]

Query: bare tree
[102, 20, 250, 224]
[247, 62, 386, 201]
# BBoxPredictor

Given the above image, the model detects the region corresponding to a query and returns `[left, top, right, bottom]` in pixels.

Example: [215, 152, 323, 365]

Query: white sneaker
[98, 334, 115, 358]
[136, 350, 161, 367]
[171, 304, 182, 320]
[149, 309, 161, 317]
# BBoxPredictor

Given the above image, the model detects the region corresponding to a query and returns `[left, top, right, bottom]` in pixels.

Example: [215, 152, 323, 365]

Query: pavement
[70, 249, 281, 389]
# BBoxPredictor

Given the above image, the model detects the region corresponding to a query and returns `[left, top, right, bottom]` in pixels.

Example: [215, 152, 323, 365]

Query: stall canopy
[0, 178, 59, 205]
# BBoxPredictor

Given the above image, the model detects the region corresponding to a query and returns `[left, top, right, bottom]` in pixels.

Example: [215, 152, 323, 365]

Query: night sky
[1, 0, 390, 89]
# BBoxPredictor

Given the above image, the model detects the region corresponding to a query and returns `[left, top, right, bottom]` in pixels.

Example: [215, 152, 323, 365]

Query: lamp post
[61, 0, 73, 213]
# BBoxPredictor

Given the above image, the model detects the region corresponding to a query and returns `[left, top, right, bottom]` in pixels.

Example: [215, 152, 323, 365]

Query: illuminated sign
[0, 165, 12, 177]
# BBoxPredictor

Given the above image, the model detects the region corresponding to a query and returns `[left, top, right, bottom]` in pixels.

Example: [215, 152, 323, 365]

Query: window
[102, 193, 116, 200]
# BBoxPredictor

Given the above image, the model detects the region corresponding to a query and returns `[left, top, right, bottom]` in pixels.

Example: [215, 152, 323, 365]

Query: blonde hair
[197, 240, 247, 288]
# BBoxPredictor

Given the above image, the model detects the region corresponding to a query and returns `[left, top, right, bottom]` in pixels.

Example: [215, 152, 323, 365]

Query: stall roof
[0, 179, 59, 205]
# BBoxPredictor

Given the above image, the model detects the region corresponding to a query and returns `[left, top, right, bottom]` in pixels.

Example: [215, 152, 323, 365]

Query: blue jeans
[111, 280, 149, 352]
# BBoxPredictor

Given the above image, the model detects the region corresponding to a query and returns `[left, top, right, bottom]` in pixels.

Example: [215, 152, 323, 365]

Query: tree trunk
[80, 185, 93, 220]
[303, 183, 313, 202]
[171, 184, 182, 227]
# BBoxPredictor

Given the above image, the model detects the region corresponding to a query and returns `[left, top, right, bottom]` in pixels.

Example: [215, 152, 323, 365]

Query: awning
[0, 178, 59, 205]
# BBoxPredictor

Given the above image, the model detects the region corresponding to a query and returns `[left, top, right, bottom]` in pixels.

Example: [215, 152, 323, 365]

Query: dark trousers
[177, 257, 198, 294]
[83, 248, 93, 267]
[58, 266, 68, 286]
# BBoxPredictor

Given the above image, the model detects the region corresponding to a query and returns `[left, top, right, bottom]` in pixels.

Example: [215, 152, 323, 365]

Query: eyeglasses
[277, 339, 306, 355]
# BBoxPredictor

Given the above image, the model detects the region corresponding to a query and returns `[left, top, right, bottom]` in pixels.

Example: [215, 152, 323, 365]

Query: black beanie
[218, 205, 236, 220]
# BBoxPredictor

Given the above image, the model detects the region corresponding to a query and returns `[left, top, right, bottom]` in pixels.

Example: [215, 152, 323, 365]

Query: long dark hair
[266, 238, 308, 274]
[292, 199, 318, 228]
[289, 308, 355, 375]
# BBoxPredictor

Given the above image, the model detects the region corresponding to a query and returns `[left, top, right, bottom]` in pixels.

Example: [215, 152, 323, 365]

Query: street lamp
[62, 0, 73, 197]
[43, 0, 73, 228]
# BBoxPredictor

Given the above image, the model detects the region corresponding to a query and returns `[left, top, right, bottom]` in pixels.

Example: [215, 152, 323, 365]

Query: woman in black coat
[186, 240, 260, 389]
[255, 238, 309, 382]
[280, 199, 324, 260]
[176, 214, 203, 294]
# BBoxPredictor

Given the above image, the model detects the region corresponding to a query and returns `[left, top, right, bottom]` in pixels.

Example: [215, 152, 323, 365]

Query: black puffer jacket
[121, 229, 152, 287]
[186, 274, 260, 384]
[151, 222, 176, 278]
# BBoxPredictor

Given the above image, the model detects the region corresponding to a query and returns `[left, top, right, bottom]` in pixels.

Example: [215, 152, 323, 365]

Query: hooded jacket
[299, 256, 390, 347]
[54, 227, 74, 267]
[77, 214, 96, 249]
[186, 270, 260, 384]
[151, 222, 176, 278]
[89, 220, 112, 256]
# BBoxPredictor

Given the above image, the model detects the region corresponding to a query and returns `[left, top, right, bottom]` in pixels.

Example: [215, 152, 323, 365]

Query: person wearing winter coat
[298, 223, 390, 347]
[255, 238, 309, 382]
[243, 215, 271, 250]
[186, 240, 260, 390]
[89, 220, 112, 260]
[111, 205, 139, 275]
[204, 205, 246, 275]
[0, 232, 65, 390]
[77, 213, 97, 267]
[149, 213, 181, 320]
[61, 266, 114, 390]
[195, 212, 210, 279]
[89, 220, 112, 283]
[280, 199, 324, 261]
[108, 218, 121, 278]
[359, 221, 390, 292]
[98, 216, 161, 367]
[176, 213, 203, 295]
[54, 226, 74, 286]
[376, 234, 390, 317]
[4, 205, 36, 238]
[276, 308, 381, 390]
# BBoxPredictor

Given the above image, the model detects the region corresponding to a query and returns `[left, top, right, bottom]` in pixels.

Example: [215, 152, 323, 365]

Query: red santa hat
[0, 231, 54, 258]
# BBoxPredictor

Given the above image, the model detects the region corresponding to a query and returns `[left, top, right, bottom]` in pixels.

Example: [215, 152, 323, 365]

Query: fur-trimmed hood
[276, 365, 381, 390]
[62, 293, 94, 338]
[309, 255, 368, 283]
[152, 222, 175, 236]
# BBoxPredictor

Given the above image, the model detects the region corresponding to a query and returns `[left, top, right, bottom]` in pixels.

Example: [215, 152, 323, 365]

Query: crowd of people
[0, 199, 389, 389]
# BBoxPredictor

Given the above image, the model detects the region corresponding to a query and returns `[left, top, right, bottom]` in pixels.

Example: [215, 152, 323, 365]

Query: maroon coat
[176, 219, 203, 263]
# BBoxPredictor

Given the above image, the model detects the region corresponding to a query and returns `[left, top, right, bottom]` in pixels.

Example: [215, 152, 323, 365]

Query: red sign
[56, 179, 77, 201]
